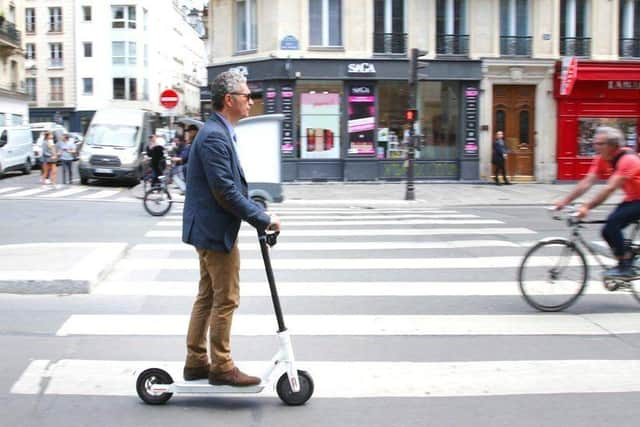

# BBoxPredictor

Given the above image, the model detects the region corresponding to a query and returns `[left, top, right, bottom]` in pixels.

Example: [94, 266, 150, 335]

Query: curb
[0, 243, 129, 295]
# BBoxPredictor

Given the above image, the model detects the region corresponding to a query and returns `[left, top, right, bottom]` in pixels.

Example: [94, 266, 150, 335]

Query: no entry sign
[160, 89, 179, 109]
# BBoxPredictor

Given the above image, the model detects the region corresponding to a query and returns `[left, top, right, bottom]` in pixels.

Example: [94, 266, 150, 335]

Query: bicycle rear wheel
[518, 239, 588, 311]
[143, 187, 172, 216]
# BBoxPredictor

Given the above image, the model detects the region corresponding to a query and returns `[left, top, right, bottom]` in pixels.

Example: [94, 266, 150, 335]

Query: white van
[79, 108, 152, 185]
[0, 126, 34, 176]
[30, 122, 66, 167]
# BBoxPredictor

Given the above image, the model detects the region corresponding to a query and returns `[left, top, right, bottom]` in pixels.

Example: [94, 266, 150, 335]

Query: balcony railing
[500, 36, 532, 56]
[620, 38, 640, 58]
[373, 32, 407, 55]
[0, 19, 21, 48]
[436, 34, 469, 56]
[49, 58, 64, 68]
[560, 37, 591, 57]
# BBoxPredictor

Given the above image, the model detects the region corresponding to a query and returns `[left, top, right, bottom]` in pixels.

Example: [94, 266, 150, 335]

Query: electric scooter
[135, 230, 314, 406]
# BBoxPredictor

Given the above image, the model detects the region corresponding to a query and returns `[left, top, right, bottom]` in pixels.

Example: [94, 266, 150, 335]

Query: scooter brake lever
[266, 231, 279, 247]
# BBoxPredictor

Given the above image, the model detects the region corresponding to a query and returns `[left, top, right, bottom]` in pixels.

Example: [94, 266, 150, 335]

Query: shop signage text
[351, 86, 372, 95]
[608, 81, 640, 89]
[347, 63, 377, 74]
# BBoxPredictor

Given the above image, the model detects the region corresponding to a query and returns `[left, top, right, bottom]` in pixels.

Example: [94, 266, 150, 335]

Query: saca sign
[347, 63, 376, 74]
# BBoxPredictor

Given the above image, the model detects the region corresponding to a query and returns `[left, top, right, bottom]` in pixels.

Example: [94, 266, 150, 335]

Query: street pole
[406, 48, 427, 201]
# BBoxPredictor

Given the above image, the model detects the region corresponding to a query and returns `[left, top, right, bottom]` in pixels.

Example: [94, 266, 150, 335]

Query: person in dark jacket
[492, 131, 511, 185]
[181, 70, 280, 387]
[146, 134, 165, 185]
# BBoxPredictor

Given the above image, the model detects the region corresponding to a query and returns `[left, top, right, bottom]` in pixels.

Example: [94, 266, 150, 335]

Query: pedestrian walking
[181, 70, 280, 386]
[58, 134, 75, 184]
[492, 131, 511, 185]
[41, 132, 59, 186]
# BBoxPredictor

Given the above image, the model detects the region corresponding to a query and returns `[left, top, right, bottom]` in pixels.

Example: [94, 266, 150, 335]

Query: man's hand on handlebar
[267, 213, 280, 233]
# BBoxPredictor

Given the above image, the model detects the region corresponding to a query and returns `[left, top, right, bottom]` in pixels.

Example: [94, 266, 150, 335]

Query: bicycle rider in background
[555, 126, 640, 279]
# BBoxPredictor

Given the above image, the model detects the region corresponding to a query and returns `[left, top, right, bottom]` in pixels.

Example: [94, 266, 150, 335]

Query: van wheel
[22, 159, 32, 175]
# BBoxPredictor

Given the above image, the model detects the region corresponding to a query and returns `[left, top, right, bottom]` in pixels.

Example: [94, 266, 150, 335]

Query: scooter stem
[258, 231, 287, 332]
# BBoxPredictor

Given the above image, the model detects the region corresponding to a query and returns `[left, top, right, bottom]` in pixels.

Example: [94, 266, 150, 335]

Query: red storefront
[555, 61, 640, 180]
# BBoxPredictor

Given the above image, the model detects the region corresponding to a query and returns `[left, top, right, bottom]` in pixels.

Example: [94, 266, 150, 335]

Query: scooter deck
[153, 379, 265, 395]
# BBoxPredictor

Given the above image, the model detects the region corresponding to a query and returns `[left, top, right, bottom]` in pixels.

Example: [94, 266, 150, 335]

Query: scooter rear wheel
[276, 370, 314, 406]
[136, 368, 174, 405]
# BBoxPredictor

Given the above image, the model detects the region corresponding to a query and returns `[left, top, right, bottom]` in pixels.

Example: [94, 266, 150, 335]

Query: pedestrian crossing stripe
[130, 240, 523, 252]
[93, 280, 612, 297]
[55, 313, 640, 336]
[0, 186, 21, 194]
[5, 187, 56, 197]
[11, 359, 640, 397]
[41, 187, 90, 198]
[145, 228, 537, 238]
[155, 219, 504, 227]
[162, 213, 482, 221]
[0, 186, 128, 200]
[114, 255, 589, 271]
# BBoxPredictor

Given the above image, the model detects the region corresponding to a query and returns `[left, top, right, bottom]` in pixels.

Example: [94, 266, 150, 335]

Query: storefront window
[577, 118, 638, 156]
[295, 81, 343, 159]
[419, 81, 460, 160]
[347, 83, 376, 156]
[377, 81, 409, 159]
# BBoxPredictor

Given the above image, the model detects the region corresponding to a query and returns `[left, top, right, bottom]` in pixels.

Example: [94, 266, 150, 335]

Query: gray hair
[211, 71, 246, 111]
[594, 126, 625, 147]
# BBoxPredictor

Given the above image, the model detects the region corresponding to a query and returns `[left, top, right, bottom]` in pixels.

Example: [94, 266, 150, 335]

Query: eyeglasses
[229, 92, 252, 101]
[593, 142, 607, 146]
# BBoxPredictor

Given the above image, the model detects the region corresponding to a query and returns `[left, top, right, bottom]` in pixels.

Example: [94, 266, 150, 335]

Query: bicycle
[143, 175, 173, 216]
[517, 206, 640, 311]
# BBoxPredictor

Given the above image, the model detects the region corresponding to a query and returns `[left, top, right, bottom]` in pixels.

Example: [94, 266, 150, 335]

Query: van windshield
[85, 124, 139, 148]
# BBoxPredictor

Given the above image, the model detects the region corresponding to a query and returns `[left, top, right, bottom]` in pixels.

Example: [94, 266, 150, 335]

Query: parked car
[0, 126, 34, 176]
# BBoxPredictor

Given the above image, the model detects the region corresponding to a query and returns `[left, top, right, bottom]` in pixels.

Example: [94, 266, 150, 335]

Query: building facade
[206, 0, 640, 182]
[0, 0, 28, 127]
[23, 0, 206, 133]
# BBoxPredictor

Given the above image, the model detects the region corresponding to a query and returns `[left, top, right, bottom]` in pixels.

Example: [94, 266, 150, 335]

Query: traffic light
[405, 109, 417, 122]
[408, 48, 428, 86]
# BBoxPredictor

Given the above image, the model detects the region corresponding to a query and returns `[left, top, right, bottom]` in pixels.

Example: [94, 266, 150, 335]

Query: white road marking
[12, 359, 640, 397]
[0, 186, 22, 194]
[4, 187, 54, 197]
[80, 190, 121, 199]
[55, 313, 640, 336]
[41, 187, 91, 198]
[145, 228, 536, 238]
[156, 219, 503, 227]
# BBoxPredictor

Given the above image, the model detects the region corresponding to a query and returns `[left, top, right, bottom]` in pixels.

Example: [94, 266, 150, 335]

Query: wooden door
[493, 85, 535, 178]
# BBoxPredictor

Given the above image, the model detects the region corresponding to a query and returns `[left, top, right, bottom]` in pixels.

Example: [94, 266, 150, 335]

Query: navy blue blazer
[182, 113, 271, 252]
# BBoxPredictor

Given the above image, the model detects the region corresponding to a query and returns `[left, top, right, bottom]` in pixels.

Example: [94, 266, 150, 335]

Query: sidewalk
[0, 243, 127, 295]
[280, 181, 623, 207]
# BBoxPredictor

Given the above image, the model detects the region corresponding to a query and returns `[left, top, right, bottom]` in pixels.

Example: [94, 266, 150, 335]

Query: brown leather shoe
[208, 367, 261, 387]
[183, 364, 210, 381]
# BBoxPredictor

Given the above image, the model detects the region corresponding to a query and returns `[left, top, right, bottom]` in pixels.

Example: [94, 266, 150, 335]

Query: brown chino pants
[185, 244, 240, 374]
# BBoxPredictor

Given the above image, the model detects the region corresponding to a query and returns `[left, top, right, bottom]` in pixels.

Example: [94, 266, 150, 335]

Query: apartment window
[373, 0, 406, 54]
[144, 44, 148, 67]
[49, 7, 63, 32]
[112, 5, 137, 29]
[9, 5, 16, 22]
[309, 0, 342, 46]
[25, 44, 36, 60]
[235, 0, 257, 52]
[26, 78, 37, 102]
[560, 0, 591, 57]
[620, 0, 640, 57]
[83, 42, 93, 57]
[50, 78, 64, 102]
[49, 43, 63, 68]
[436, 0, 469, 55]
[143, 78, 149, 100]
[83, 78, 93, 95]
[112, 41, 137, 64]
[12, 114, 23, 126]
[143, 8, 148, 30]
[83, 6, 92, 22]
[500, 0, 531, 55]
[112, 77, 137, 100]
[25, 8, 36, 33]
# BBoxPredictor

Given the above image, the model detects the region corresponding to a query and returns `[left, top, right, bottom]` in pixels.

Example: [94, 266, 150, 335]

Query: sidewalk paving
[280, 181, 623, 206]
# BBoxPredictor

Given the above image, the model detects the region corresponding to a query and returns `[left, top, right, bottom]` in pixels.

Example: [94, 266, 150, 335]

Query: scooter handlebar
[258, 230, 279, 247]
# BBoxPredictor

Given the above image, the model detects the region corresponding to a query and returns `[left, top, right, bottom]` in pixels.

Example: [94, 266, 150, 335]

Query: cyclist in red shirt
[556, 126, 640, 279]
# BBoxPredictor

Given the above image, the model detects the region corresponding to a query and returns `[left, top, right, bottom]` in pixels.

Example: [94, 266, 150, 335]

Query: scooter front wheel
[136, 368, 174, 405]
[276, 370, 314, 406]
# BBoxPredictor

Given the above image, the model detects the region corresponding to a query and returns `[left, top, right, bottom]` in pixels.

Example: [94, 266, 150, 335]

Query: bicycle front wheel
[143, 187, 172, 216]
[518, 239, 588, 311]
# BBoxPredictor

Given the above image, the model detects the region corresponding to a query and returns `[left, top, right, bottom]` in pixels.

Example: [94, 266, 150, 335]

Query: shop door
[493, 85, 535, 178]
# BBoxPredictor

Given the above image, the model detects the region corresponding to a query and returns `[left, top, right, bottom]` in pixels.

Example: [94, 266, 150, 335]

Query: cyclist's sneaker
[603, 265, 636, 280]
